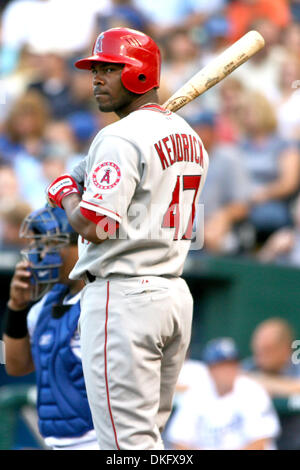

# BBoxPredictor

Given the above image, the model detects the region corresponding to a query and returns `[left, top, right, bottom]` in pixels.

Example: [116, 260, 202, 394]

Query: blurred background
[0, 0, 300, 450]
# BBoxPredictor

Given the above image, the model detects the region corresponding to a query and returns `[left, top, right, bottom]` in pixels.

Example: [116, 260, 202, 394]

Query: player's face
[209, 361, 239, 396]
[91, 62, 135, 115]
[38, 240, 73, 284]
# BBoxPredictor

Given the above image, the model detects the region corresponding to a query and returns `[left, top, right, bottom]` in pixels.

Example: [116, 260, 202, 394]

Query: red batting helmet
[75, 28, 161, 94]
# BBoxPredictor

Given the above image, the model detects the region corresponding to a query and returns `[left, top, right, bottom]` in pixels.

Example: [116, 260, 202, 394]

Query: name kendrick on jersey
[154, 133, 204, 170]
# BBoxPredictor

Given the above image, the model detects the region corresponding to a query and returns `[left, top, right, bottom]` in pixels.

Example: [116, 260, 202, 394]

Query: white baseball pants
[79, 275, 193, 450]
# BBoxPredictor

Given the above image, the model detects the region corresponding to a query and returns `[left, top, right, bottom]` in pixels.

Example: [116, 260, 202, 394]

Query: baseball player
[2, 206, 99, 450]
[46, 27, 209, 450]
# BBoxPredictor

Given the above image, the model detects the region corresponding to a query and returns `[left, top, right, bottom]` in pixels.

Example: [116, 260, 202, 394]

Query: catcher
[2, 206, 99, 450]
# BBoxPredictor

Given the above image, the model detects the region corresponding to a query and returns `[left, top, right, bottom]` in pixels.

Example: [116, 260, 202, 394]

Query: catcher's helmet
[19, 206, 76, 300]
[75, 27, 161, 94]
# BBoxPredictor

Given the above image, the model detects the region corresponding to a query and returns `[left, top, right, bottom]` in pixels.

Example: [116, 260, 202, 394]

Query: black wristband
[2, 304, 30, 339]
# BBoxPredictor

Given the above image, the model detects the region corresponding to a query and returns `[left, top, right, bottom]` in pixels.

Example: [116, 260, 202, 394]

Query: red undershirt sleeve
[80, 206, 119, 236]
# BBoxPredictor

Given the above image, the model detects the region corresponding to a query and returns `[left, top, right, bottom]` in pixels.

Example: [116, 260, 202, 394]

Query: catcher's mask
[19, 206, 76, 301]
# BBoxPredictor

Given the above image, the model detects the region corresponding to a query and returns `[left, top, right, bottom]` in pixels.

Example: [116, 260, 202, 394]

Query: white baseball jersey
[69, 104, 209, 280]
[167, 371, 281, 450]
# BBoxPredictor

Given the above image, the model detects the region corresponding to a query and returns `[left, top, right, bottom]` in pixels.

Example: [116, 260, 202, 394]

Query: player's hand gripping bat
[70, 30, 265, 184]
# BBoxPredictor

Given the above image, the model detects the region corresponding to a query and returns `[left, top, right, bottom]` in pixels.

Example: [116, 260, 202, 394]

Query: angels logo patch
[92, 161, 121, 191]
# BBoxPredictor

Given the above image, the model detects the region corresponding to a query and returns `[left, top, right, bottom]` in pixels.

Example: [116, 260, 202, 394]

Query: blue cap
[202, 338, 239, 365]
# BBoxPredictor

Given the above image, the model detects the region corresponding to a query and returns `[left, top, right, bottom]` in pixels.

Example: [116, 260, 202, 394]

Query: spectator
[290, 0, 300, 22]
[282, 21, 300, 57]
[244, 318, 299, 378]
[27, 50, 78, 119]
[162, 356, 210, 449]
[0, 163, 36, 246]
[226, 0, 291, 44]
[26, 54, 100, 120]
[69, 69, 96, 114]
[201, 15, 230, 62]
[0, 200, 32, 250]
[41, 143, 69, 180]
[243, 318, 300, 449]
[238, 91, 300, 243]
[16, 142, 72, 209]
[232, 18, 287, 103]
[44, 118, 96, 176]
[193, 112, 250, 254]
[197, 15, 231, 113]
[44, 120, 76, 152]
[215, 77, 246, 144]
[96, 0, 152, 35]
[135, 0, 226, 38]
[0, 163, 21, 202]
[173, 356, 209, 403]
[257, 195, 300, 266]
[0, 90, 49, 161]
[0, 90, 76, 208]
[161, 28, 203, 120]
[275, 55, 300, 140]
[166, 338, 280, 450]
[0, 45, 43, 124]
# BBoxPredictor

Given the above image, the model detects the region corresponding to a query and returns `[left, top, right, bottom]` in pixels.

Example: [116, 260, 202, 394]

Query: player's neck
[116, 89, 159, 119]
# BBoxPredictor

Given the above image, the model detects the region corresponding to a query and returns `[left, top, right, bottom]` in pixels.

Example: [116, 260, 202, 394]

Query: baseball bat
[162, 30, 265, 112]
[70, 31, 264, 184]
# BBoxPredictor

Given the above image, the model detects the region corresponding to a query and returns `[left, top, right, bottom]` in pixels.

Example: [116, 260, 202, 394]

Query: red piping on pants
[104, 280, 120, 450]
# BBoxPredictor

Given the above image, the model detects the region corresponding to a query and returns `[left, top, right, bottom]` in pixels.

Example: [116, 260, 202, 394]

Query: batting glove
[46, 174, 80, 209]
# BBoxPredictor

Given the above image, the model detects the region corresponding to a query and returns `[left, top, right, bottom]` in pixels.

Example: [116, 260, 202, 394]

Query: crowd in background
[0, 0, 300, 265]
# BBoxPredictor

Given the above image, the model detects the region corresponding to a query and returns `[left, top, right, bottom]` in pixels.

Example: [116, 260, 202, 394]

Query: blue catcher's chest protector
[31, 284, 93, 438]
